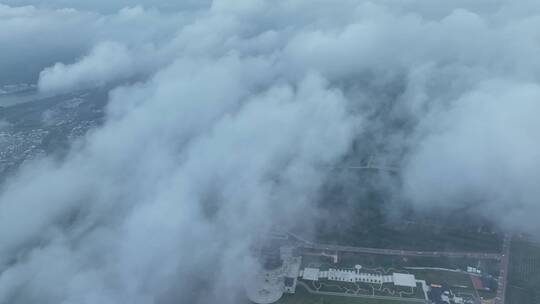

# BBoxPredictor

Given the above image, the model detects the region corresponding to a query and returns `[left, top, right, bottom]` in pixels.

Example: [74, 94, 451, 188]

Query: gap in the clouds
[312, 168, 503, 253]
[0, 87, 110, 184]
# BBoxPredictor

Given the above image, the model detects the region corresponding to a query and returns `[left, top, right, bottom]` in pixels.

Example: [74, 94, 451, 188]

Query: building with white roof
[300, 266, 418, 289]
[302, 268, 320, 281]
[392, 273, 417, 287]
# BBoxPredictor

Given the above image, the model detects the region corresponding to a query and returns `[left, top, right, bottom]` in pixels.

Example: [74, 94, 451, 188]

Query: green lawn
[277, 285, 418, 304]
[506, 239, 540, 304]
[337, 252, 501, 277]
[314, 174, 502, 253]
[408, 269, 473, 289]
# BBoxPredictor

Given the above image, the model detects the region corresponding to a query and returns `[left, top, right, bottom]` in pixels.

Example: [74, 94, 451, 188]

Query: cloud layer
[1, 0, 540, 303]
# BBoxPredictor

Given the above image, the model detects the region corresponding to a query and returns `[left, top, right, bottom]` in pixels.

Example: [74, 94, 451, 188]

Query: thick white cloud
[0, 11, 358, 300]
[38, 42, 136, 93]
[403, 81, 540, 231]
[0, 4, 94, 84]
[0, 4, 198, 85]
[2, 0, 540, 303]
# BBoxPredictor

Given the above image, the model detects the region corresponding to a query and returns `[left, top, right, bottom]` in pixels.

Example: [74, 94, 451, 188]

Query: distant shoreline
[0, 88, 50, 107]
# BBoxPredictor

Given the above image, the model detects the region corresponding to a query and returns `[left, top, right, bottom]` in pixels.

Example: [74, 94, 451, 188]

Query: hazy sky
[1, 1, 540, 303]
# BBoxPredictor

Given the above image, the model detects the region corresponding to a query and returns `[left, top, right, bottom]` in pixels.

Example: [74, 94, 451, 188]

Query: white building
[302, 268, 320, 281]
[300, 266, 417, 288]
[392, 273, 417, 287]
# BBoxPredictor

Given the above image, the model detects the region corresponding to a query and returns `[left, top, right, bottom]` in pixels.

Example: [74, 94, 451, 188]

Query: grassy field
[315, 209, 502, 253]
[506, 239, 540, 304]
[300, 278, 424, 300]
[276, 284, 419, 304]
[298, 252, 498, 298]
[331, 252, 501, 278]
[314, 172, 502, 253]
[408, 269, 473, 288]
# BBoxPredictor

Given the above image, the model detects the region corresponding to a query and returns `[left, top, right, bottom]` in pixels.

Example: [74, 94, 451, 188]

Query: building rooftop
[392, 273, 417, 287]
[302, 268, 320, 281]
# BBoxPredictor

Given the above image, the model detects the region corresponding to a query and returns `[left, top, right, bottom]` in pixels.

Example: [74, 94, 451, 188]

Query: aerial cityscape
[1, 1, 540, 304]
[246, 230, 508, 304]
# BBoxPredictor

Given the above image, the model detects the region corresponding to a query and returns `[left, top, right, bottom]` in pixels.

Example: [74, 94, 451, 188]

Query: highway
[326, 165, 399, 173]
[294, 241, 502, 261]
[494, 234, 511, 304]
[321, 156, 400, 173]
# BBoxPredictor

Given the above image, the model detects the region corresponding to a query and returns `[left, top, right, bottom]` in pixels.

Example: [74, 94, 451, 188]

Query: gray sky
[1, 0, 540, 303]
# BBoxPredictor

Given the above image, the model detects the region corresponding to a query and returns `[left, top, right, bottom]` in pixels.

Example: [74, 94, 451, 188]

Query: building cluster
[0, 129, 48, 177]
[466, 266, 481, 274]
[246, 245, 423, 304]
[428, 284, 472, 304]
[299, 266, 418, 288]
[0, 91, 104, 181]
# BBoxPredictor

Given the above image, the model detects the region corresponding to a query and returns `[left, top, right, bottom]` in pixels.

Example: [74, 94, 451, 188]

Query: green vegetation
[316, 206, 502, 253]
[335, 252, 501, 277]
[276, 284, 420, 304]
[506, 239, 540, 304]
[315, 172, 502, 253]
[409, 269, 473, 288]
[297, 252, 497, 300]
[299, 279, 424, 300]
[301, 254, 334, 270]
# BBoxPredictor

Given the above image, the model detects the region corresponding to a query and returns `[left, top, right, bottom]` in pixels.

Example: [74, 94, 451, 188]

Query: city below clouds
[1, 1, 540, 303]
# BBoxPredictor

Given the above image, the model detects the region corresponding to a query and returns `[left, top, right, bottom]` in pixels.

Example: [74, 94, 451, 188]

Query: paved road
[494, 234, 511, 304]
[327, 165, 399, 173]
[296, 281, 427, 303]
[295, 241, 502, 261]
[285, 231, 509, 303]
